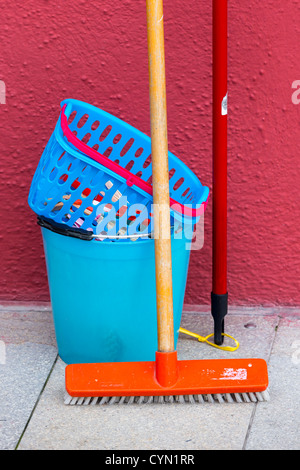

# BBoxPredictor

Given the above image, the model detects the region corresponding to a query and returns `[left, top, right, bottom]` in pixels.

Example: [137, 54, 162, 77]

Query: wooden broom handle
[146, 0, 174, 353]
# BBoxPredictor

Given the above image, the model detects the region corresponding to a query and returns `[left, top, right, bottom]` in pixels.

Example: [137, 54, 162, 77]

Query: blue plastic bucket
[41, 226, 191, 364]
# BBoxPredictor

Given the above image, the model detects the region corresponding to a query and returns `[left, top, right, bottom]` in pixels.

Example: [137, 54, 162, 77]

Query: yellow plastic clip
[179, 327, 240, 352]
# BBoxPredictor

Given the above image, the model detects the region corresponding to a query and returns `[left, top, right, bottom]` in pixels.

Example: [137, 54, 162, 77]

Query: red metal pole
[212, 0, 228, 344]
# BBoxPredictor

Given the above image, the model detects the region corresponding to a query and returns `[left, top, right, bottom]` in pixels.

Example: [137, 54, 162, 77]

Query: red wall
[0, 0, 299, 306]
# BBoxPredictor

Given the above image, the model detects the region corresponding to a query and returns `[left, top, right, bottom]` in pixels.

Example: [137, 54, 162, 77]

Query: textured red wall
[0, 0, 299, 306]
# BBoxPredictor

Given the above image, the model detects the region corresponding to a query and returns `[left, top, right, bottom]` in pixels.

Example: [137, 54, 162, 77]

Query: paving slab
[17, 311, 279, 450]
[178, 310, 278, 361]
[0, 307, 57, 450]
[0, 343, 57, 450]
[0, 305, 56, 347]
[245, 315, 300, 450]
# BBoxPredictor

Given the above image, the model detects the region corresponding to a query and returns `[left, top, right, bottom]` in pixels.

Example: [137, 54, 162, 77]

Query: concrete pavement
[0, 303, 299, 450]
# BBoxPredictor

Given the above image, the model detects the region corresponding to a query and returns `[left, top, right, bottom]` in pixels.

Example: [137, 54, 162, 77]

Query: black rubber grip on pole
[211, 292, 228, 346]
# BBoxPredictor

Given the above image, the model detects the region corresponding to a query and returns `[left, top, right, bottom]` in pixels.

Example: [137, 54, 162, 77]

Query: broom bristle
[64, 389, 270, 406]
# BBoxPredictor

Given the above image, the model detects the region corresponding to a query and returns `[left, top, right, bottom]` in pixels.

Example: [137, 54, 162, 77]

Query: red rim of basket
[60, 104, 208, 218]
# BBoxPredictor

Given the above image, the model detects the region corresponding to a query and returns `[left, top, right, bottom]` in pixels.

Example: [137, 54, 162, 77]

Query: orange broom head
[65, 351, 268, 400]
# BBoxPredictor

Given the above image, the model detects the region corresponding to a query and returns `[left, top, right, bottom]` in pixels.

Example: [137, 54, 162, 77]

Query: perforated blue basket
[28, 99, 209, 241]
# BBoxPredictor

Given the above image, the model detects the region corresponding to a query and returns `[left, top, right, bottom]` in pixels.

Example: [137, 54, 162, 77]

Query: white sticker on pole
[222, 93, 227, 115]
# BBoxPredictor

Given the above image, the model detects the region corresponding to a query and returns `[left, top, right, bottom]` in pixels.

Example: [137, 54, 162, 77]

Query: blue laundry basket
[28, 99, 209, 239]
[41, 223, 192, 364]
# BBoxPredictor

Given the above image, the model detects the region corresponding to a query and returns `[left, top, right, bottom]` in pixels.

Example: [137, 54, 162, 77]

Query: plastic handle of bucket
[37, 215, 155, 241]
[37, 216, 94, 241]
[60, 104, 207, 219]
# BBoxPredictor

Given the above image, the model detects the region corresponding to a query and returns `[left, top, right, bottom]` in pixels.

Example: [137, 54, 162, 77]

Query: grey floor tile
[17, 358, 255, 450]
[0, 307, 56, 347]
[245, 316, 300, 450]
[178, 311, 278, 361]
[18, 312, 278, 450]
[0, 343, 57, 450]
